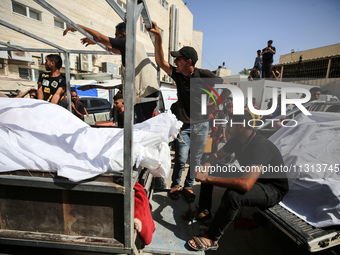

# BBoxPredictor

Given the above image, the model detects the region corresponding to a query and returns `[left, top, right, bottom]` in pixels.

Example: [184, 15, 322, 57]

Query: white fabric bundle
[0, 98, 181, 182]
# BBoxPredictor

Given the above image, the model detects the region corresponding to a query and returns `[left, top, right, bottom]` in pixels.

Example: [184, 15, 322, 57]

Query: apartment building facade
[0, 0, 203, 83]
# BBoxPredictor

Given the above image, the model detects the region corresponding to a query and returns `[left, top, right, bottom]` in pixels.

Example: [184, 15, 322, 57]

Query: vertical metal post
[326, 58, 332, 79]
[280, 65, 284, 82]
[175, 8, 179, 50]
[170, 5, 176, 66]
[124, 0, 137, 249]
[156, 66, 161, 113]
[63, 52, 72, 112]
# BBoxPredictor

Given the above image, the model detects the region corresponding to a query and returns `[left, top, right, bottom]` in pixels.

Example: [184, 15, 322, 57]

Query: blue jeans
[171, 121, 209, 188]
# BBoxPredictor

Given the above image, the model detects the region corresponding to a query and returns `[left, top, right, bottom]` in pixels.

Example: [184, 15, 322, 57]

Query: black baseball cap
[170, 46, 198, 65]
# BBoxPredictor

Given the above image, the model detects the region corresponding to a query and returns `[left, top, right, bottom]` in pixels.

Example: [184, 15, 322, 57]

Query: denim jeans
[208, 183, 282, 241]
[171, 121, 209, 188]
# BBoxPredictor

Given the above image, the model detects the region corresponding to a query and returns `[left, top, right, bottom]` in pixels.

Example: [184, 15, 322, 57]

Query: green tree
[239, 68, 250, 75]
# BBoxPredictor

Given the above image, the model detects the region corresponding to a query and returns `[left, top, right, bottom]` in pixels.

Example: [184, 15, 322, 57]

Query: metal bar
[175, 8, 179, 50]
[63, 52, 72, 112]
[0, 235, 131, 254]
[106, 0, 126, 21]
[0, 47, 112, 55]
[135, 3, 144, 24]
[67, 50, 111, 55]
[0, 19, 67, 51]
[139, 0, 152, 29]
[0, 41, 23, 51]
[123, 0, 137, 249]
[170, 5, 176, 65]
[33, 0, 112, 54]
[326, 58, 332, 79]
[0, 175, 124, 194]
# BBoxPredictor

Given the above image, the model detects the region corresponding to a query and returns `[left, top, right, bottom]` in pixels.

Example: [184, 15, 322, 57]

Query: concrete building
[273, 43, 340, 98]
[0, 0, 203, 84]
[275, 43, 340, 86]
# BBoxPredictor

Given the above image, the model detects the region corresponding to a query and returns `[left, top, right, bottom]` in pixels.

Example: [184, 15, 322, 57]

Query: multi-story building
[0, 0, 203, 84]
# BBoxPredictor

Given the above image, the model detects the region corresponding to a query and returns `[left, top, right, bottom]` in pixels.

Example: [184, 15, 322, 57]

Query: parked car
[79, 97, 112, 114]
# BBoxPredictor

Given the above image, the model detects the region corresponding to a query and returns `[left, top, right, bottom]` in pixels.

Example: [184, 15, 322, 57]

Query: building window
[19, 67, 42, 82]
[116, 0, 126, 10]
[158, 0, 168, 10]
[12, 1, 42, 21]
[54, 17, 66, 29]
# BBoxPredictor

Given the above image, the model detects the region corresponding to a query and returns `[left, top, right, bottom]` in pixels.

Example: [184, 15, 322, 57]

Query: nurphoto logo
[201, 84, 311, 116]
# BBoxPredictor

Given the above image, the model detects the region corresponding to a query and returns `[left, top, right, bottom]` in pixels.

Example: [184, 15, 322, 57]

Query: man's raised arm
[147, 21, 171, 75]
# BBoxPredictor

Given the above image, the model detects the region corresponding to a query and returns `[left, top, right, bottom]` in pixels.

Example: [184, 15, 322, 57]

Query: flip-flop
[182, 188, 196, 203]
[169, 185, 181, 200]
[182, 209, 212, 224]
[187, 235, 219, 251]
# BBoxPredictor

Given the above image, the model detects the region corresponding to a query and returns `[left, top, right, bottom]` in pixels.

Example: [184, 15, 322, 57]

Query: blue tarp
[73, 85, 98, 97]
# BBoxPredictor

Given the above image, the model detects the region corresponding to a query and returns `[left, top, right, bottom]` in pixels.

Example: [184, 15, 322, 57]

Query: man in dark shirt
[187, 111, 288, 251]
[248, 65, 260, 81]
[37, 54, 66, 104]
[148, 21, 230, 202]
[309, 87, 321, 101]
[261, 40, 276, 78]
[71, 90, 88, 121]
[113, 93, 124, 128]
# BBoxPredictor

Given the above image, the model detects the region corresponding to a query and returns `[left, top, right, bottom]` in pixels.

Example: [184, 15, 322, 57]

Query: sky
[185, 0, 340, 74]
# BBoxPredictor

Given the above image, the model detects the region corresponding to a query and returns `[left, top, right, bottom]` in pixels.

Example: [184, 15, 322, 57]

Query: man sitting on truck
[186, 111, 289, 251]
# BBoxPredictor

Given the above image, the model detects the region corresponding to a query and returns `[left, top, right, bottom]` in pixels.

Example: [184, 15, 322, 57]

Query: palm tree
[239, 68, 250, 75]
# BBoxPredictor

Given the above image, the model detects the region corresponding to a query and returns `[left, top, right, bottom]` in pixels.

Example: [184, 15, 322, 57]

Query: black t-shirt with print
[170, 66, 224, 124]
[38, 72, 66, 102]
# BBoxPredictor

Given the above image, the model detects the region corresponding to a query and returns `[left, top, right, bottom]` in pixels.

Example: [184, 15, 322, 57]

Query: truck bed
[0, 169, 139, 254]
[259, 204, 340, 252]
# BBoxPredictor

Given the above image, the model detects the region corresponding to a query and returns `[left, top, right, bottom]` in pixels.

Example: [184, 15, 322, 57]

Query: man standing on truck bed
[186, 111, 289, 251]
[37, 54, 66, 104]
[148, 21, 230, 202]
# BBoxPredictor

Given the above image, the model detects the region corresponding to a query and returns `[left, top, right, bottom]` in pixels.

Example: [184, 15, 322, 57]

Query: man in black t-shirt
[261, 40, 276, 78]
[186, 111, 288, 251]
[37, 54, 66, 104]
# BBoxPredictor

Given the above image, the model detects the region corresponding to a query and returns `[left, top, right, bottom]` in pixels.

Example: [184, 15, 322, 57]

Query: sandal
[182, 188, 196, 203]
[169, 185, 181, 200]
[187, 235, 219, 251]
[183, 209, 211, 224]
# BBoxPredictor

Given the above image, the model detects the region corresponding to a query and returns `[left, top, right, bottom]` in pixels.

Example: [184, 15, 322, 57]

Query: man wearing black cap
[148, 21, 230, 202]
